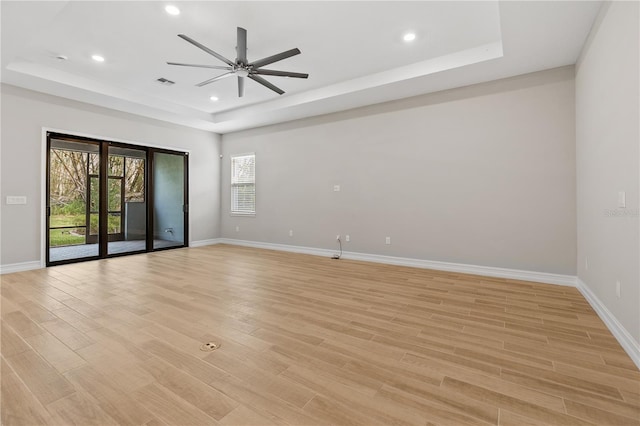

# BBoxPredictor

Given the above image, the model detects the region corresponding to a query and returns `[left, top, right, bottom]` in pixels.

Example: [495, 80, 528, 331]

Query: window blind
[231, 154, 255, 214]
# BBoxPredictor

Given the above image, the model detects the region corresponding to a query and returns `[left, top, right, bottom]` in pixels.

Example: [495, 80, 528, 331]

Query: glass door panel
[107, 177, 123, 238]
[87, 175, 99, 243]
[153, 152, 186, 249]
[47, 138, 100, 263]
[47, 133, 188, 265]
[107, 145, 147, 255]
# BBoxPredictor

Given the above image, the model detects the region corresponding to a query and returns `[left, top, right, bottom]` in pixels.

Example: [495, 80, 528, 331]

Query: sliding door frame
[45, 134, 102, 266]
[147, 148, 189, 253]
[45, 131, 189, 267]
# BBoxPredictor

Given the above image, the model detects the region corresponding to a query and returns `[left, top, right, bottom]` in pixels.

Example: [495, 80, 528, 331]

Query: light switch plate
[618, 191, 626, 208]
[333, 185, 341, 192]
[6, 196, 27, 205]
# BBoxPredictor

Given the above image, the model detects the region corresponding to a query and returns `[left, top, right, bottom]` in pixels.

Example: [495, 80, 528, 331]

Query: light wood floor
[2, 244, 639, 425]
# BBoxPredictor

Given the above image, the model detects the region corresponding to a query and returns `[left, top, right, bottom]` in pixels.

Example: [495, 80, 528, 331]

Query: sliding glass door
[107, 145, 147, 256]
[46, 133, 188, 266]
[152, 151, 188, 250]
[47, 137, 101, 263]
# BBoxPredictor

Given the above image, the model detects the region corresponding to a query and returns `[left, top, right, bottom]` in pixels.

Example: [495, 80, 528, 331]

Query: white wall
[221, 67, 577, 275]
[0, 84, 221, 268]
[576, 2, 640, 344]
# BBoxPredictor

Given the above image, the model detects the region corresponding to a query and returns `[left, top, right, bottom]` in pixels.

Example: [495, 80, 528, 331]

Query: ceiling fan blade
[167, 62, 232, 70]
[178, 34, 235, 67]
[253, 69, 309, 79]
[195, 72, 234, 87]
[248, 74, 284, 95]
[237, 27, 247, 64]
[250, 48, 301, 69]
[238, 76, 245, 97]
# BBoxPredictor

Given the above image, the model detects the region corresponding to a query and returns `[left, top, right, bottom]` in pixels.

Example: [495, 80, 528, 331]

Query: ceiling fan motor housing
[167, 27, 309, 97]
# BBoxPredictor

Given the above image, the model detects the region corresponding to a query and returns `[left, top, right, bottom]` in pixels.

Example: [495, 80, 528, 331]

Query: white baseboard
[219, 238, 640, 368]
[3, 241, 637, 369]
[576, 278, 640, 370]
[218, 238, 335, 258]
[0, 261, 43, 275]
[0, 240, 224, 274]
[190, 238, 223, 248]
[217, 238, 577, 286]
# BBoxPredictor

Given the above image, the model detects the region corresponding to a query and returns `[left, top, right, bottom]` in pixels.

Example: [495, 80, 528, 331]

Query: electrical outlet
[345, 235, 350, 242]
[289, 229, 293, 237]
[385, 236, 391, 245]
[616, 281, 621, 298]
[235, 226, 240, 232]
[336, 235, 340, 241]
[333, 185, 341, 192]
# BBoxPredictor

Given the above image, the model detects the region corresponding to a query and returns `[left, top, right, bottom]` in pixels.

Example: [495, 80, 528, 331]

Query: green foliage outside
[49, 149, 144, 247]
[49, 229, 85, 246]
[50, 207, 122, 247]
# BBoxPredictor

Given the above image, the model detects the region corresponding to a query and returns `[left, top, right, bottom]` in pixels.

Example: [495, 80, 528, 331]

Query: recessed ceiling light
[403, 32, 416, 42]
[210, 96, 219, 101]
[91, 54, 105, 62]
[165, 5, 180, 15]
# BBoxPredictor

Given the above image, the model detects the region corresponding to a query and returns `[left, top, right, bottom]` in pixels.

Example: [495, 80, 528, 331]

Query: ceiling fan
[168, 27, 309, 97]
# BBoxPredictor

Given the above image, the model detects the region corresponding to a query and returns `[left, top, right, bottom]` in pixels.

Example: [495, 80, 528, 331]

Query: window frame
[230, 153, 256, 216]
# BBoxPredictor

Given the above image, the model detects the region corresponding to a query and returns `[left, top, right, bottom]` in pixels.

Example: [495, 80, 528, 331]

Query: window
[231, 153, 255, 214]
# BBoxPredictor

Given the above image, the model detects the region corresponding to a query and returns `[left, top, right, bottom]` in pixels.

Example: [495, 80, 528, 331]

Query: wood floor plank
[19, 300, 58, 323]
[132, 383, 221, 425]
[49, 306, 104, 332]
[140, 338, 227, 384]
[45, 389, 120, 426]
[75, 340, 156, 392]
[554, 360, 640, 394]
[208, 369, 320, 425]
[64, 364, 156, 425]
[203, 350, 314, 409]
[400, 347, 501, 376]
[1, 321, 31, 357]
[400, 353, 566, 413]
[219, 405, 280, 426]
[39, 317, 95, 350]
[503, 340, 606, 365]
[374, 385, 487, 426]
[24, 330, 87, 373]
[564, 399, 640, 425]
[140, 357, 238, 420]
[282, 364, 426, 426]
[1, 244, 637, 426]
[1, 357, 53, 426]
[302, 394, 389, 426]
[500, 366, 624, 401]
[388, 375, 499, 424]
[4, 348, 76, 406]
[441, 376, 593, 425]
[4, 311, 46, 338]
[604, 353, 640, 370]
[499, 409, 556, 426]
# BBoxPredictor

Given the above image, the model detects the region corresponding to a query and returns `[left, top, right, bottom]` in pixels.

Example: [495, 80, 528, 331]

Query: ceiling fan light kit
[168, 27, 308, 98]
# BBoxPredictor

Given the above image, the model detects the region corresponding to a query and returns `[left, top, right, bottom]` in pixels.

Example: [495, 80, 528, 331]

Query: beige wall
[0, 84, 222, 267]
[221, 67, 577, 275]
[576, 2, 640, 343]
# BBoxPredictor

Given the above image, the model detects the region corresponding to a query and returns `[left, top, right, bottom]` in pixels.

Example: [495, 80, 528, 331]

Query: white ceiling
[1, 1, 602, 134]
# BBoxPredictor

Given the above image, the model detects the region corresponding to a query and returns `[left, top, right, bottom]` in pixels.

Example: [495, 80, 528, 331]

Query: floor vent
[200, 342, 220, 352]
